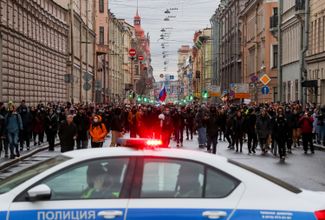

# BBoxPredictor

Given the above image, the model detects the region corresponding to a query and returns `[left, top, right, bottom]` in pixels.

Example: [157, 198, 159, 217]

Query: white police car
[0, 138, 324, 220]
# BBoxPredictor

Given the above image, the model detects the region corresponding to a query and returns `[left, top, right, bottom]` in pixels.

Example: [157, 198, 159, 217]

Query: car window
[40, 158, 129, 200]
[205, 168, 239, 198]
[0, 155, 70, 195]
[140, 158, 204, 198]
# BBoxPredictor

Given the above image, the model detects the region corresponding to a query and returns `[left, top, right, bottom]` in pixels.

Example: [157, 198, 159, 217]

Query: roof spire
[136, 0, 139, 16]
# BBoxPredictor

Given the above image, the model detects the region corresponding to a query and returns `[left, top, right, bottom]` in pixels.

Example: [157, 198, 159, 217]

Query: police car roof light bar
[117, 138, 163, 149]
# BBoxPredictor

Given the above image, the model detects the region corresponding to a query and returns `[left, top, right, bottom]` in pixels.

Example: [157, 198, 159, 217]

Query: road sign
[260, 74, 271, 85]
[83, 72, 92, 82]
[170, 75, 175, 80]
[129, 48, 136, 57]
[261, 85, 270, 95]
[83, 82, 91, 91]
[138, 55, 144, 61]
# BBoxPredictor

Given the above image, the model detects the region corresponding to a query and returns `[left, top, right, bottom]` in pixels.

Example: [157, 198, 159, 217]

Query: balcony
[96, 44, 109, 55]
[295, 0, 305, 14]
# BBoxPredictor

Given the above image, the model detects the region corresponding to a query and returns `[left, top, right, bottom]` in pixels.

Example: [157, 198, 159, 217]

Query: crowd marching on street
[0, 99, 322, 162]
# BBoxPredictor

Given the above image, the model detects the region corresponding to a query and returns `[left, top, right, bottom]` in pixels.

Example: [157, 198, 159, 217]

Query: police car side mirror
[26, 184, 52, 201]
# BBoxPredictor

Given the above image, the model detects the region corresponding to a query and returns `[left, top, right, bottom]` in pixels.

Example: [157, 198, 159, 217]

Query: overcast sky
[109, 0, 219, 80]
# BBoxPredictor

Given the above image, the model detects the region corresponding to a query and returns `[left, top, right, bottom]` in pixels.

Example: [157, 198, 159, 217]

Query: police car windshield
[0, 155, 70, 195]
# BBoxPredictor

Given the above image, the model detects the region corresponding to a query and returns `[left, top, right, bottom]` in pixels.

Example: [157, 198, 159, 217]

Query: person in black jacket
[245, 108, 257, 154]
[256, 108, 271, 154]
[110, 108, 123, 147]
[74, 108, 90, 149]
[58, 115, 77, 153]
[185, 107, 194, 140]
[17, 103, 33, 151]
[273, 107, 289, 161]
[206, 106, 220, 154]
[172, 107, 186, 147]
[233, 110, 245, 153]
[45, 108, 59, 151]
[285, 107, 295, 154]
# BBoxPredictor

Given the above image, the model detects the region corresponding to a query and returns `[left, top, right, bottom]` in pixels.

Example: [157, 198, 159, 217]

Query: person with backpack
[89, 115, 108, 148]
[5, 105, 23, 159]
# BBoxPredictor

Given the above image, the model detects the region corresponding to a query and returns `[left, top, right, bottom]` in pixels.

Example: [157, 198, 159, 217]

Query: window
[99, 0, 104, 13]
[140, 158, 239, 198]
[272, 44, 278, 68]
[36, 158, 129, 200]
[205, 168, 239, 198]
[99, 26, 104, 45]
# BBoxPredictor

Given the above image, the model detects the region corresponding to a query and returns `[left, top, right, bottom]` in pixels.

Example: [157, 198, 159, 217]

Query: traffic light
[143, 97, 148, 103]
[189, 95, 193, 101]
[137, 96, 142, 102]
[202, 90, 209, 99]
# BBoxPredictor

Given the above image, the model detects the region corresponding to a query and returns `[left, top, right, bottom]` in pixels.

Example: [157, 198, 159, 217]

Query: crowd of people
[0, 99, 322, 161]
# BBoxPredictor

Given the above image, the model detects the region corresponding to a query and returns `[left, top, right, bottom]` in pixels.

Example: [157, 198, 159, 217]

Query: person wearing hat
[89, 115, 108, 148]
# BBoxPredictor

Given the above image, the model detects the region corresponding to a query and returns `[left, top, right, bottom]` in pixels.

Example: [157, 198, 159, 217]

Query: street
[1, 135, 324, 192]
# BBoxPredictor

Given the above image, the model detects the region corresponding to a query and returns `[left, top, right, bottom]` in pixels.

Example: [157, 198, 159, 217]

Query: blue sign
[261, 85, 270, 95]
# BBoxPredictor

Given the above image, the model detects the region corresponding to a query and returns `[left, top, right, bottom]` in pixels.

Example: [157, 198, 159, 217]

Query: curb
[314, 144, 325, 152]
[0, 143, 59, 171]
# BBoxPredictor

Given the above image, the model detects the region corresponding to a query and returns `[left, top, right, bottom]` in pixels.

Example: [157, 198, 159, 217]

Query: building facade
[240, 0, 278, 103]
[132, 9, 153, 96]
[177, 45, 192, 98]
[192, 29, 212, 98]
[94, 0, 109, 103]
[306, 0, 325, 105]
[217, 0, 247, 93]
[210, 11, 221, 85]
[280, 0, 303, 103]
[55, 0, 96, 104]
[108, 11, 124, 103]
[0, 0, 69, 105]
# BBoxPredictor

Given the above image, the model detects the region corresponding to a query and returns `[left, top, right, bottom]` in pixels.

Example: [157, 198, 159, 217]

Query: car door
[8, 157, 134, 220]
[126, 157, 245, 220]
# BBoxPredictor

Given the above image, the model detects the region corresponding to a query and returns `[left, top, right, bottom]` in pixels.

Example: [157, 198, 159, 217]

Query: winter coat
[5, 112, 23, 134]
[245, 113, 257, 134]
[73, 113, 90, 140]
[172, 111, 186, 129]
[272, 116, 288, 142]
[232, 116, 245, 135]
[110, 113, 123, 132]
[89, 123, 108, 143]
[33, 112, 45, 134]
[58, 121, 77, 148]
[299, 116, 314, 134]
[0, 114, 5, 137]
[18, 107, 33, 132]
[206, 113, 220, 137]
[45, 113, 59, 135]
[195, 109, 207, 129]
[256, 115, 271, 139]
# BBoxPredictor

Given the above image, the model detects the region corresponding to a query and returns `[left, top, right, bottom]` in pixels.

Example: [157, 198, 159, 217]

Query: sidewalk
[0, 142, 56, 170]
[314, 143, 325, 152]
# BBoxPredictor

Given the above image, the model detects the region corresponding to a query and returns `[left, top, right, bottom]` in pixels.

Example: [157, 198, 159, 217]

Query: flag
[159, 84, 167, 102]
